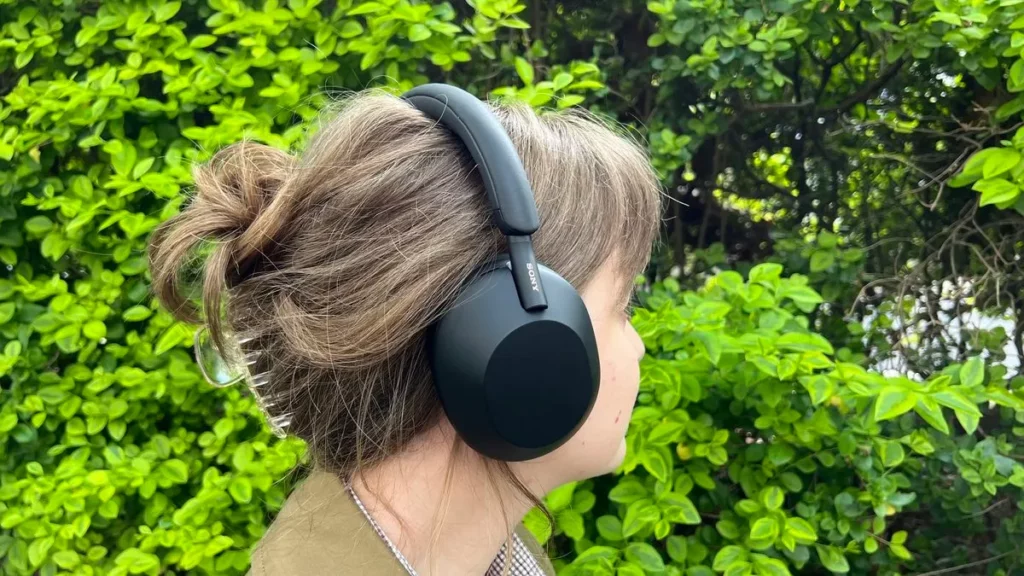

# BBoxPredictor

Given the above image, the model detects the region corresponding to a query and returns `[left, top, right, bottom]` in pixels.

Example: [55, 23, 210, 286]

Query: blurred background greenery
[2, 0, 1024, 574]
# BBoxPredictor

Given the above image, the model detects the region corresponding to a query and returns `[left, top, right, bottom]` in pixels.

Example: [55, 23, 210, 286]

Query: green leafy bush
[533, 266, 1024, 576]
[0, 0, 610, 574]
[4, 0, 1024, 575]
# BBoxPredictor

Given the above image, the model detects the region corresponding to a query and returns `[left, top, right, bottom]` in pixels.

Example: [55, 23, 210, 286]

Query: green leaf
[768, 443, 795, 466]
[523, 507, 552, 545]
[348, 2, 386, 15]
[960, 148, 1001, 179]
[596, 515, 623, 541]
[190, 34, 217, 48]
[108, 420, 127, 440]
[1013, 59, 1024, 90]
[809, 250, 835, 272]
[716, 271, 744, 293]
[642, 448, 670, 482]
[340, 21, 364, 37]
[154, 323, 192, 355]
[649, 420, 686, 445]
[161, 459, 188, 484]
[717, 520, 741, 539]
[514, 57, 534, 85]
[407, 23, 431, 42]
[663, 492, 701, 524]
[0, 414, 18, 433]
[28, 536, 53, 567]
[618, 563, 646, 576]
[800, 375, 835, 406]
[609, 480, 648, 504]
[52, 550, 80, 569]
[933, 390, 981, 416]
[0, 303, 15, 325]
[973, 178, 1020, 206]
[997, 95, 1024, 121]
[122, 305, 152, 322]
[132, 157, 154, 179]
[873, 387, 917, 421]
[569, 476, 603, 510]
[573, 545, 619, 565]
[499, 17, 530, 29]
[914, 397, 949, 434]
[557, 509, 584, 540]
[753, 555, 792, 576]
[556, 94, 586, 108]
[983, 149, 1022, 179]
[679, 375, 702, 402]
[761, 487, 785, 511]
[776, 332, 834, 354]
[622, 501, 659, 537]
[83, 320, 107, 340]
[930, 11, 961, 25]
[785, 517, 817, 543]
[780, 472, 803, 492]
[99, 499, 119, 519]
[713, 545, 748, 571]
[626, 543, 666, 572]
[749, 263, 783, 286]
[24, 216, 53, 235]
[878, 440, 905, 467]
[552, 72, 574, 90]
[229, 477, 252, 503]
[117, 548, 160, 574]
[959, 357, 984, 387]
[780, 285, 823, 310]
[667, 535, 688, 563]
[750, 517, 779, 540]
[692, 330, 722, 365]
[154, 1, 181, 22]
[546, 481, 576, 511]
[15, 50, 34, 69]
[890, 544, 912, 560]
[751, 356, 778, 377]
[955, 410, 980, 434]
[815, 545, 849, 573]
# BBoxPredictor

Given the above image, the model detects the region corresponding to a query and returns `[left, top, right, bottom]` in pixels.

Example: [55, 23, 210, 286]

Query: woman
[147, 84, 663, 575]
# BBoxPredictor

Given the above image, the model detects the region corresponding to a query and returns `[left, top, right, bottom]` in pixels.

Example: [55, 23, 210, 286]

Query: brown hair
[148, 87, 661, 561]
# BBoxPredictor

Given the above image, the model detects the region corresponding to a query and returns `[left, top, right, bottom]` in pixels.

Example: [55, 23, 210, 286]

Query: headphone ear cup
[428, 264, 600, 462]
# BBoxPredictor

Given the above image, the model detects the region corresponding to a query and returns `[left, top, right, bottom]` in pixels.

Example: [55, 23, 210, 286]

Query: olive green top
[249, 470, 556, 575]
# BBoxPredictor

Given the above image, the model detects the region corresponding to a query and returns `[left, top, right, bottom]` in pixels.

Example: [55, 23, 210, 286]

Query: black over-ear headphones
[401, 83, 600, 462]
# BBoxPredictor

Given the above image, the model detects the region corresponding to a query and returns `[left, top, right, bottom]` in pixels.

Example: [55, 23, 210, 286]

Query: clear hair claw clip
[193, 326, 292, 438]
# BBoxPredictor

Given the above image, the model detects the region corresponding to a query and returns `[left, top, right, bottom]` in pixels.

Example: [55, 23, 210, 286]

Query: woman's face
[516, 256, 645, 489]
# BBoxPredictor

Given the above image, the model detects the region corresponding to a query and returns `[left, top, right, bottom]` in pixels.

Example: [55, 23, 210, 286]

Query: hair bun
[147, 141, 295, 337]
[193, 141, 295, 239]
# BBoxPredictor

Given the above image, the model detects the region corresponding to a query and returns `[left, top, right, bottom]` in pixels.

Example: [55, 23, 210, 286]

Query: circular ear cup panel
[484, 319, 595, 450]
[428, 263, 600, 462]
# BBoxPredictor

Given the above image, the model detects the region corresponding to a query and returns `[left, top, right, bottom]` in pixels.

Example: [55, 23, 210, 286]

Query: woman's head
[148, 88, 662, 492]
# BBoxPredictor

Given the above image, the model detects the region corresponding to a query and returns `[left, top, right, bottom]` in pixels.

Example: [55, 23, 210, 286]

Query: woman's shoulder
[249, 468, 557, 576]
[249, 470, 408, 576]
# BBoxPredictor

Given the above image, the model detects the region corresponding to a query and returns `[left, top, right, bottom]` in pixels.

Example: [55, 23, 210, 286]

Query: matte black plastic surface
[427, 264, 600, 461]
[507, 235, 548, 311]
[402, 84, 540, 236]
[402, 83, 600, 462]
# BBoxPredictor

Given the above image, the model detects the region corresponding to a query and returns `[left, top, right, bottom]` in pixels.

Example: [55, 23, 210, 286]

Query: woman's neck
[349, 422, 555, 576]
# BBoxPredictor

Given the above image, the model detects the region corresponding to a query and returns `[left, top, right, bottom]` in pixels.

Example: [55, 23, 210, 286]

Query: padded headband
[401, 84, 539, 237]
[402, 84, 548, 311]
